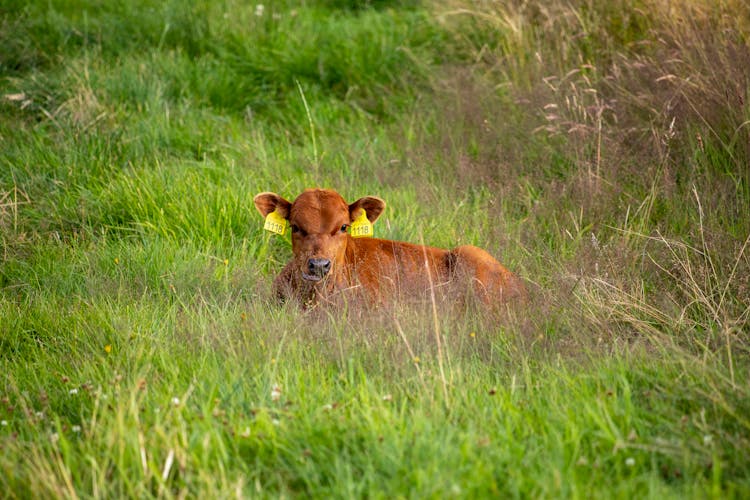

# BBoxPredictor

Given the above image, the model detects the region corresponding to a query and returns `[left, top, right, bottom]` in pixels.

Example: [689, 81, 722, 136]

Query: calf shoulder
[345, 237, 452, 296]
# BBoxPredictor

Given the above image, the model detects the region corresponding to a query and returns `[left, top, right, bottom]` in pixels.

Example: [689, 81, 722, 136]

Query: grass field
[1, 0, 749, 497]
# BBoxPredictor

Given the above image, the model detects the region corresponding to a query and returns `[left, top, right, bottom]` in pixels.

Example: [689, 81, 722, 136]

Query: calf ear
[254, 192, 292, 219]
[349, 196, 386, 223]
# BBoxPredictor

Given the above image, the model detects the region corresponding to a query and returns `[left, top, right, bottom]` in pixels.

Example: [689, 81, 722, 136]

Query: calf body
[254, 189, 526, 307]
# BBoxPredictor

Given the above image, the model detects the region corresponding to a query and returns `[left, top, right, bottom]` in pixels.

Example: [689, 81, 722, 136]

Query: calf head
[254, 189, 385, 285]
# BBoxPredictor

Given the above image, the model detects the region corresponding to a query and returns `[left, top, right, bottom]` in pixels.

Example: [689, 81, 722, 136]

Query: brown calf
[254, 188, 526, 307]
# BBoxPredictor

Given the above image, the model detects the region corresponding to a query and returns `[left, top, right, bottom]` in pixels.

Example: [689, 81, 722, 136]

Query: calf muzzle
[304, 258, 331, 281]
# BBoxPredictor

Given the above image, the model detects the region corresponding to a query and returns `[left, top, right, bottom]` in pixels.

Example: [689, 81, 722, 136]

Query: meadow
[1, 0, 749, 497]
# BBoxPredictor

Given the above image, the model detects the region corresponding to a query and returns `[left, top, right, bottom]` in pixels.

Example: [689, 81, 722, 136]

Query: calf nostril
[307, 258, 332, 276]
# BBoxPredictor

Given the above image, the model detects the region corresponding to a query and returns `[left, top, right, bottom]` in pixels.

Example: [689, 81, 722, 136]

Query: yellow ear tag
[349, 209, 373, 238]
[263, 209, 288, 236]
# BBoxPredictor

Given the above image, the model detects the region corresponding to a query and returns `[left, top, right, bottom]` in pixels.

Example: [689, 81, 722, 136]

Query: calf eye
[340, 224, 349, 233]
[291, 225, 300, 234]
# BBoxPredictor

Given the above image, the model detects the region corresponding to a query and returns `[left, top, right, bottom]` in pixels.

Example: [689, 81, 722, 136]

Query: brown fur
[254, 188, 526, 307]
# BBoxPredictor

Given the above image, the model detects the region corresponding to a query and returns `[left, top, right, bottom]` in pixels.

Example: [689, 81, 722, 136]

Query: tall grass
[1, 0, 749, 496]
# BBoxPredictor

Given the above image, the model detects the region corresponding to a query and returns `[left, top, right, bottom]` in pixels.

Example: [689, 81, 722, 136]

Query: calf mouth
[301, 272, 324, 282]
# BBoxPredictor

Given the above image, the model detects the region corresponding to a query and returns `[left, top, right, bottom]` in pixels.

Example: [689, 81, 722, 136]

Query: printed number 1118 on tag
[349, 210, 373, 238]
[264, 210, 287, 235]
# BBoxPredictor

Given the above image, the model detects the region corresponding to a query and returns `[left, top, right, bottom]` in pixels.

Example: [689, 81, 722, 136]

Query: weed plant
[1, 0, 748, 497]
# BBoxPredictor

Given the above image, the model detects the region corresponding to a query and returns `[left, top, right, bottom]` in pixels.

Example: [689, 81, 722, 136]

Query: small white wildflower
[382, 394, 392, 401]
[272, 418, 280, 426]
[72, 425, 81, 433]
[171, 397, 180, 406]
[271, 385, 282, 402]
[50, 432, 60, 443]
[1, 420, 7, 426]
[322, 404, 333, 411]
[69, 388, 78, 395]
[35, 411, 44, 419]
[703, 434, 712, 445]
[254, 4, 264, 16]
[4, 93, 27, 102]
[625, 457, 635, 467]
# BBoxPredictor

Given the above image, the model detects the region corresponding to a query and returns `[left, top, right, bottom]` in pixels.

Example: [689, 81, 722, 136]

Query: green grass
[1, 0, 749, 497]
